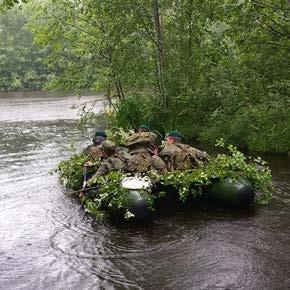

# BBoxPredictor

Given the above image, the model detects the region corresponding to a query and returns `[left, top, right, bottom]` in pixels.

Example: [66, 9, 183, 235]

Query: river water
[0, 92, 289, 290]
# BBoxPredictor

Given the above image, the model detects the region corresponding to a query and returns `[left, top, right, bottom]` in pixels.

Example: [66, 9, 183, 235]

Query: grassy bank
[106, 94, 290, 154]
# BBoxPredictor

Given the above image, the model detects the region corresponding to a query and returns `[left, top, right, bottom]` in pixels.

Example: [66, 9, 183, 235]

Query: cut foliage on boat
[57, 138, 273, 221]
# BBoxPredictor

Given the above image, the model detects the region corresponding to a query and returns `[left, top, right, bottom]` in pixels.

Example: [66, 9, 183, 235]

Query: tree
[0, 0, 28, 11]
[2, 0, 289, 151]
[0, 6, 50, 91]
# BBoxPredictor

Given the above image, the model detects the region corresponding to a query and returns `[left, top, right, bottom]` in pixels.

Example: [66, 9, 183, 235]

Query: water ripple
[1, 93, 290, 289]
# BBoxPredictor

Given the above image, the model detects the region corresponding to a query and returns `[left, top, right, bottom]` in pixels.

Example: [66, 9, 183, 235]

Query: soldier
[83, 129, 107, 160]
[138, 124, 150, 133]
[87, 140, 132, 183]
[160, 131, 209, 171]
[125, 126, 166, 173]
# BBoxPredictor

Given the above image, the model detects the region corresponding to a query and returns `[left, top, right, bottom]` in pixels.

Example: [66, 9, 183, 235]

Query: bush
[58, 152, 89, 190]
[200, 102, 290, 153]
[107, 93, 168, 136]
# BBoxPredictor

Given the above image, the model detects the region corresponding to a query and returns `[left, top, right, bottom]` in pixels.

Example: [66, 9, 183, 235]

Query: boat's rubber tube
[205, 178, 255, 206]
[124, 190, 153, 221]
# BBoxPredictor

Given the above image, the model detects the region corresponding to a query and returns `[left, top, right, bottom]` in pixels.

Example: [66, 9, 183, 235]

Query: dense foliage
[58, 152, 90, 190]
[0, 6, 50, 91]
[1, 0, 289, 152]
[0, 0, 27, 11]
[58, 139, 273, 219]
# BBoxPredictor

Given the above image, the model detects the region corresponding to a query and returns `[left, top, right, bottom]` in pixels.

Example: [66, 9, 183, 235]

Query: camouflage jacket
[126, 132, 157, 148]
[126, 132, 156, 173]
[83, 144, 103, 160]
[92, 150, 132, 178]
[127, 147, 152, 173]
[160, 143, 209, 171]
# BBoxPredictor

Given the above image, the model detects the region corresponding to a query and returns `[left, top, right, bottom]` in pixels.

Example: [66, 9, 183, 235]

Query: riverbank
[1, 89, 288, 154]
[107, 94, 290, 155]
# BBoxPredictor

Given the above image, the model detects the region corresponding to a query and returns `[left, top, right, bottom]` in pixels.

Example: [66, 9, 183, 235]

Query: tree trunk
[152, 0, 167, 108]
[116, 78, 125, 100]
[187, 0, 194, 83]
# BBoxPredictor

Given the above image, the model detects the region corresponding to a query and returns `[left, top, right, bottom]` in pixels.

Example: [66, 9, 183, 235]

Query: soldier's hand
[84, 161, 94, 168]
[79, 191, 85, 198]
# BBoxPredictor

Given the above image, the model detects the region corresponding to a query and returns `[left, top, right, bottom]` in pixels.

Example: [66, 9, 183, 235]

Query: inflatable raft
[101, 175, 256, 221]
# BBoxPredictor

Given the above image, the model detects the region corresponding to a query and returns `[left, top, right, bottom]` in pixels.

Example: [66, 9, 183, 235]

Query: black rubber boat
[108, 176, 256, 221]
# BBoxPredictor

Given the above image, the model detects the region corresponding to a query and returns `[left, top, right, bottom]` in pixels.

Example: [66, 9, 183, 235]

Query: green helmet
[167, 131, 183, 139]
[139, 124, 150, 132]
[94, 130, 107, 138]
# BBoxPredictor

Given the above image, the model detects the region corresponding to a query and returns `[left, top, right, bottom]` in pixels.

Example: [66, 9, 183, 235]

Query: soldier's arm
[89, 145, 103, 160]
[189, 147, 210, 162]
[87, 162, 109, 184]
[86, 162, 109, 187]
[187, 147, 202, 166]
[151, 155, 167, 174]
[159, 144, 176, 157]
[196, 149, 210, 161]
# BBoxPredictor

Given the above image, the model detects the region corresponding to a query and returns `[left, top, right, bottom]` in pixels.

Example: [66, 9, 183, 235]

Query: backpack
[126, 132, 157, 147]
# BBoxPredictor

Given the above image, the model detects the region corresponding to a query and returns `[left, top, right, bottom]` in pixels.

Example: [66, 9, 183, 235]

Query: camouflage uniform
[125, 132, 166, 173]
[92, 150, 132, 177]
[126, 147, 152, 173]
[83, 144, 103, 160]
[160, 143, 209, 171]
[151, 155, 167, 174]
[126, 131, 157, 148]
[87, 140, 132, 178]
[83, 131, 107, 160]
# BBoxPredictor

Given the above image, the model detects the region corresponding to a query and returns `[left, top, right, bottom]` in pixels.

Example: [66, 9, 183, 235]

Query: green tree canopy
[2, 0, 289, 152]
[0, 6, 50, 91]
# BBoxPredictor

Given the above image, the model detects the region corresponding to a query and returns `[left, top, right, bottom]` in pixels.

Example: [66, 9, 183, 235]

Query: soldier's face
[167, 137, 175, 144]
[94, 136, 106, 146]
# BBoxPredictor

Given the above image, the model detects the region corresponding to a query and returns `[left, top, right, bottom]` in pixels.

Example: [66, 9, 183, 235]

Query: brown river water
[0, 92, 289, 290]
